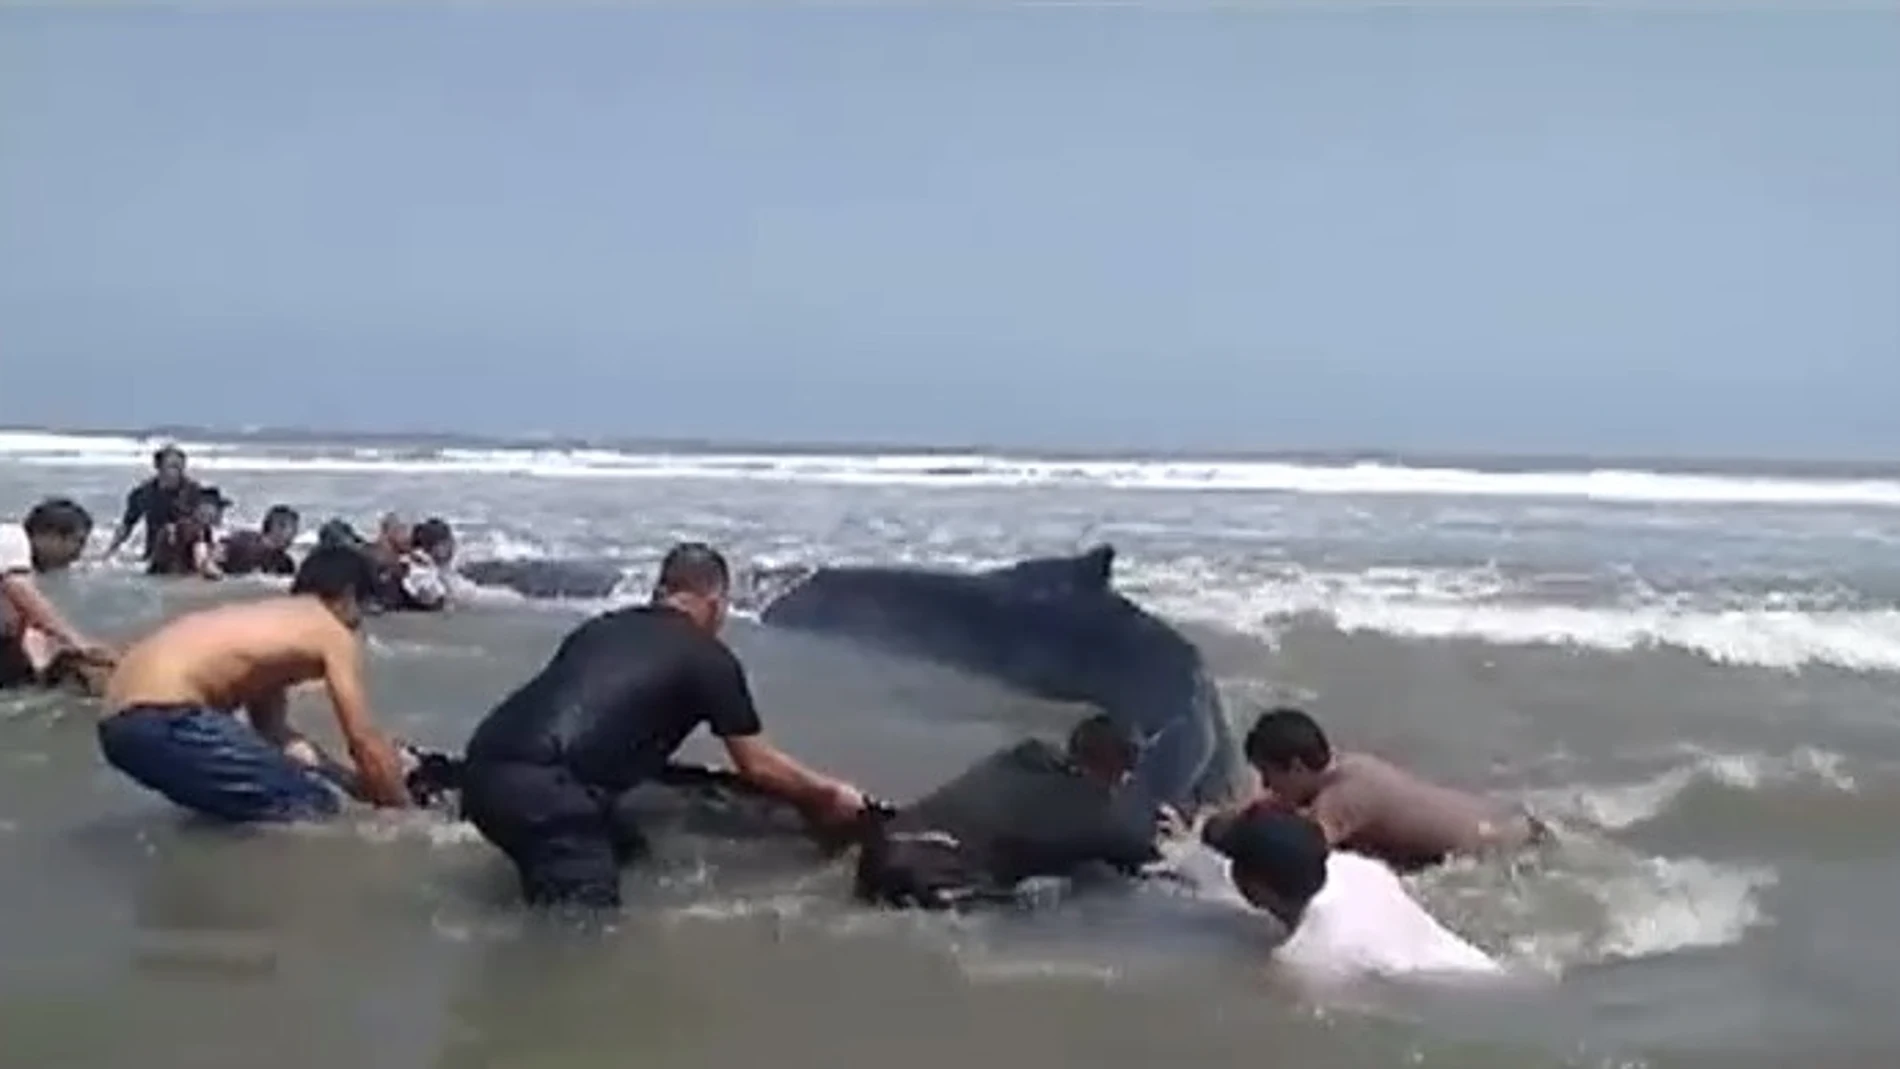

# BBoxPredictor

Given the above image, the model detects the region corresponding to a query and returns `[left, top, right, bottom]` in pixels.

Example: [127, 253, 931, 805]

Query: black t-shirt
[219, 530, 295, 577]
[884, 739, 1161, 887]
[122, 478, 198, 560]
[464, 604, 765, 793]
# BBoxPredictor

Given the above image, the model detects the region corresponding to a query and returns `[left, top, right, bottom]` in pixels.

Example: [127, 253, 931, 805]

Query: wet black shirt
[464, 604, 765, 793]
[121, 478, 198, 560]
[218, 530, 295, 577]
[882, 739, 1161, 887]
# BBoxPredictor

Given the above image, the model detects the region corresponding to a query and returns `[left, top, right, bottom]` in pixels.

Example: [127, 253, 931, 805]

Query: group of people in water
[3, 445, 1546, 980]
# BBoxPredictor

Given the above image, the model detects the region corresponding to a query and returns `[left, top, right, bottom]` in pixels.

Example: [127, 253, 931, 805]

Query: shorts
[459, 761, 645, 911]
[0, 631, 34, 690]
[97, 705, 343, 823]
[853, 825, 992, 911]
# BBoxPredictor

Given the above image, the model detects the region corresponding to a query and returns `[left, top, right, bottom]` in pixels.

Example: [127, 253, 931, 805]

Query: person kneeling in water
[458, 542, 869, 911]
[97, 545, 425, 822]
[217, 505, 301, 578]
[854, 713, 1168, 910]
[2, 498, 116, 693]
[1203, 807, 1504, 983]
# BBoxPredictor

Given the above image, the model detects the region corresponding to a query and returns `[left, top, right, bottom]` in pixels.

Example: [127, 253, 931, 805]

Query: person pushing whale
[457, 541, 871, 911]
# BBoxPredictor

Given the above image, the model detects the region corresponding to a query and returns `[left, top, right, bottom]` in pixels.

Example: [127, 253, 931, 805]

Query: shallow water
[4, 431, 1900, 1067]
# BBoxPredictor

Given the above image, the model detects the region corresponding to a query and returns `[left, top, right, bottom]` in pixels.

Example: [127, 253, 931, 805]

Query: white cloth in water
[400, 552, 449, 608]
[1275, 851, 1504, 983]
[0, 524, 32, 575]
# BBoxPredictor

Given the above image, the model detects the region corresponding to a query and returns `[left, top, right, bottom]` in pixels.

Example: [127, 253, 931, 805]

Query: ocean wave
[6, 429, 1900, 507]
[1134, 563, 1900, 674]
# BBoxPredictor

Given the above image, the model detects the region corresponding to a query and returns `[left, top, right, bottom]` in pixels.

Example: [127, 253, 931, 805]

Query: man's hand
[799, 780, 867, 830]
[72, 641, 117, 665]
[348, 734, 413, 808]
[1155, 803, 1189, 840]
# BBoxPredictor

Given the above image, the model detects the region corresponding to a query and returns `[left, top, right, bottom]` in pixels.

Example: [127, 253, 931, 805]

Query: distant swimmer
[1219, 707, 1547, 873]
[313, 514, 452, 612]
[96, 546, 415, 822]
[1, 499, 115, 692]
[458, 542, 869, 910]
[217, 505, 300, 578]
[148, 486, 232, 579]
[102, 444, 201, 563]
[854, 713, 1174, 910]
[1201, 808, 1505, 984]
[376, 517, 455, 612]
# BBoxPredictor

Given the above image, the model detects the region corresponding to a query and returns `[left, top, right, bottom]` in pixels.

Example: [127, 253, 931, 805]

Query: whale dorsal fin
[988, 543, 1116, 596]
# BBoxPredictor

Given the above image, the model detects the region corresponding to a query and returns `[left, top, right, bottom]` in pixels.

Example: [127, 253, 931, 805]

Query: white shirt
[0, 523, 32, 576]
[1275, 851, 1505, 984]
[1165, 841, 1503, 984]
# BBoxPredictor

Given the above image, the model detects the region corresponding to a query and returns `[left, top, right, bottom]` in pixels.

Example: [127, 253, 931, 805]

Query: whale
[458, 558, 628, 602]
[758, 544, 1248, 814]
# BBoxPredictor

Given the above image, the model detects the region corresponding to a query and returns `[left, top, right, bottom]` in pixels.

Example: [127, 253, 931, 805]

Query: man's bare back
[96, 547, 412, 822]
[106, 598, 343, 715]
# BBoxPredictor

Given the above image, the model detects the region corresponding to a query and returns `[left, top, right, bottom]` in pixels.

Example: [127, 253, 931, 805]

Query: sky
[1, 6, 1896, 458]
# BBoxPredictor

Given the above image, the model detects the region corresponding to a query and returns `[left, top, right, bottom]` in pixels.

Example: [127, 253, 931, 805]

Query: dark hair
[1205, 809, 1330, 907]
[411, 517, 454, 552]
[192, 485, 232, 509]
[1067, 713, 1138, 774]
[23, 498, 93, 538]
[654, 542, 730, 598]
[291, 544, 374, 601]
[1243, 707, 1332, 772]
[152, 444, 186, 467]
[263, 505, 300, 530]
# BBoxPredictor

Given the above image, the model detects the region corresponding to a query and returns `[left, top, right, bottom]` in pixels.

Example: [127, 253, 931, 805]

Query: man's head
[291, 544, 376, 628]
[22, 498, 94, 571]
[411, 517, 456, 567]
[377, 512, 412, 553]
[191, 486, 231, 527]
[1066, 713, 1139, 787]
[652, 542, 732, 633]
[261, 505, 301, 550]
[152, 445, 187, 489]
[1243, 707, 1334, 806]
[1205, 807, 1330, 929]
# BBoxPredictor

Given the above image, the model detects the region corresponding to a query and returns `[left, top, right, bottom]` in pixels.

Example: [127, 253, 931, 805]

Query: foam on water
[8, 428, 1900, 507]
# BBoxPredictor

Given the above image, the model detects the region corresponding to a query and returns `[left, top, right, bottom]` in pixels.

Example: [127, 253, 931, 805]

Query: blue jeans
[98, 705, 342, 823]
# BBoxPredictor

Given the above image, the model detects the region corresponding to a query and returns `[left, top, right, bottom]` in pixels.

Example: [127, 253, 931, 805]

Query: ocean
[3, 426, 1897, 1069]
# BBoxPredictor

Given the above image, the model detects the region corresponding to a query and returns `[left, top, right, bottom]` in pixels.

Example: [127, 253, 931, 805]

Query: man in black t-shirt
[104, 444, 201, 563]
[854, 713, 1167, 910]
[459, 541, 870, 910]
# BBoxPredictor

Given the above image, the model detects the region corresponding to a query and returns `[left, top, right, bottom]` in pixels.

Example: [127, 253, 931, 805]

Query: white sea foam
[1128, 561, 1900, 674]
[6, 428, 1900, 507]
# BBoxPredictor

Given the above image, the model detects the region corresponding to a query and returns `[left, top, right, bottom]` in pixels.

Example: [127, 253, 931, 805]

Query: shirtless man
[96, 545, 412, 823]
[2, 498, 114, 691]
[1217, 707, 1545, 872]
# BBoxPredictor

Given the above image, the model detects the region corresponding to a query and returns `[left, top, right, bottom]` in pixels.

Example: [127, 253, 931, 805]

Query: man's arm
[104, 484, 148, 557]
[698, 644, 862, 820]
[318, 624, 410, 808]
[248, 688, 366, 799]
[191, 531, 224, 580]
[0, 573, 106, 658]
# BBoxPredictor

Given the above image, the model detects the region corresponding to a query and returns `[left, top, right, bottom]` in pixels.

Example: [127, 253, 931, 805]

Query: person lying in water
[1212, 707, 1548, 873]
[96, 545, 441, 823]
[853, 713, 1178, 910]
[2, 498, 116, 692]
[1199, 806, 1504, 983]
[217, 504, 301, 578]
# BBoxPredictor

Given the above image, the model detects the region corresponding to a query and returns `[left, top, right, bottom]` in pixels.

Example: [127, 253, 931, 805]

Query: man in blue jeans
[97, 545, 418, 822]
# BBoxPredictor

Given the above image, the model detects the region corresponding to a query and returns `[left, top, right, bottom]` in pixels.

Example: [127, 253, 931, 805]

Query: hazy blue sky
[2, 7, 1896, 456]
